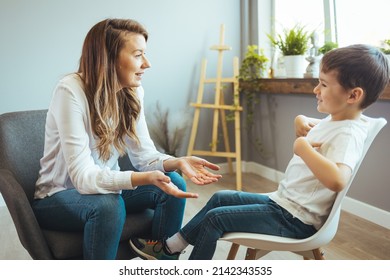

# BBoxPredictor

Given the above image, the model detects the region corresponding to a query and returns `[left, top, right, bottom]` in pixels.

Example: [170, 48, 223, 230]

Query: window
[273, 0, 390, 48]
[335, 0, 390, 47]
[274, 0, 325, 47]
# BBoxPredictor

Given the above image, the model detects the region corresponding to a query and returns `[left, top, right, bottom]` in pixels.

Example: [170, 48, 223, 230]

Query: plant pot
[284, 55, 307, 78]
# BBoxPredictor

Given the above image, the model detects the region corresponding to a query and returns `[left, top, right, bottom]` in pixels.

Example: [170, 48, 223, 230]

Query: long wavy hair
[78, 19, 148, 161]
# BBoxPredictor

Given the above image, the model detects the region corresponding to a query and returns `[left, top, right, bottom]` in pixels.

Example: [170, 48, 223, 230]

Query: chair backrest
[0, 110, 48, 203]
[312, 115, 387, 245]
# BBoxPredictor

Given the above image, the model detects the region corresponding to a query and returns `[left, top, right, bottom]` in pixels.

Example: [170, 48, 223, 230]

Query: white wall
[0, 0, 240, 114]
[0, 0, 241, 206]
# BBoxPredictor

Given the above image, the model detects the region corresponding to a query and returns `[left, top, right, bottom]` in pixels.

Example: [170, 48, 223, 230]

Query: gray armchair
[0, 110, 153, 259]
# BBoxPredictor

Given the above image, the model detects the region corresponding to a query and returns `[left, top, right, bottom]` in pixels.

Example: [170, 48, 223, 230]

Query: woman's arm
[124, 87, 172, 172]
[52, 80, 134, 194]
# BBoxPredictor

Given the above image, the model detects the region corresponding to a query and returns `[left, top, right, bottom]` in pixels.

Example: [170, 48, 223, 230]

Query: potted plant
[380, 39, 390, 61]
[146, 102, 190, 158]
[237, 45, 269, 156]
[239, 45, 269, 81]
[238, 45, 268, 129]
[380, 39, 390, 54]
[318, 41, 338, 55]
[268, 24, 311, 78]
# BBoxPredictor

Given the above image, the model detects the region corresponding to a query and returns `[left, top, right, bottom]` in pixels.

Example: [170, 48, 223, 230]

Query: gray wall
[0, 0, 240, 119]
[244, 93, 390, 212]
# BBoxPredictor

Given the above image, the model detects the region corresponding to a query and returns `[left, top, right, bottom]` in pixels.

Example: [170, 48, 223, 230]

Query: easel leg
[187, 60, 207, 157]
[219, 91, 233, 174]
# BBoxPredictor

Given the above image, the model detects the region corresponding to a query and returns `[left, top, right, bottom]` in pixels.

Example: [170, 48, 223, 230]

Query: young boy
[129, 44, 390, 260]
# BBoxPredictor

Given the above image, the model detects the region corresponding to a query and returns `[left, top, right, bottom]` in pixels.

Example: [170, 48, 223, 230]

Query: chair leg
[303, 248, 325, 260]
[312, 248, 325, 260]
[245, 248, 257, 260]
[227, 243, 240, 260]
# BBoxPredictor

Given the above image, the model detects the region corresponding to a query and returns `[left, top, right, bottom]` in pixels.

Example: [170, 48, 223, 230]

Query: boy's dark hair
[321, 44, 390, 109]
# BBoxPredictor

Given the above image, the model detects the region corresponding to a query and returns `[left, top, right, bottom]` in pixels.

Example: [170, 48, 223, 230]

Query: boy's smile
[313, 70, 360, 121]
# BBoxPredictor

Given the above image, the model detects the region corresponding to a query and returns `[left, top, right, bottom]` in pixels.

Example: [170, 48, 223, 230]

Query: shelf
[240, 78, 390, 101]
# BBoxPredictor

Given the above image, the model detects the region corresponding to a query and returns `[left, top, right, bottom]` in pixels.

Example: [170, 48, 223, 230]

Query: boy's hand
[294, 137, 321, 157]
[294, 115, 318, 137]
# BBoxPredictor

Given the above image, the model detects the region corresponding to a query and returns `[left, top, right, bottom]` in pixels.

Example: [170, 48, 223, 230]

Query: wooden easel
[187, 24, 242, 191]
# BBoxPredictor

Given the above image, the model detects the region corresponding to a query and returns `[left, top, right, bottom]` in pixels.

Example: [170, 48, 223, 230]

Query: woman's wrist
[131, 171, 151, 186]
[163, 157, 180, 172]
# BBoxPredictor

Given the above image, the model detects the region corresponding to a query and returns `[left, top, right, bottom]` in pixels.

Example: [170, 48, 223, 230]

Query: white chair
[220, 115, 387, 260]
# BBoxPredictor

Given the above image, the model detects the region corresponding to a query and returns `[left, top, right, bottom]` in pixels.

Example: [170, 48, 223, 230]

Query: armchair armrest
[0, 169, 53, 259]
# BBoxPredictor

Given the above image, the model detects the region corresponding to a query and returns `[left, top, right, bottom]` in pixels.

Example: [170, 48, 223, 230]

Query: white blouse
[34, 74, 171, 199]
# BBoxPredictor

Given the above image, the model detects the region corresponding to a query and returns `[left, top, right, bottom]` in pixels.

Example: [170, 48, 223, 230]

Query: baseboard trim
[342, 197, 390, 229]
[219, 161, 390, 230]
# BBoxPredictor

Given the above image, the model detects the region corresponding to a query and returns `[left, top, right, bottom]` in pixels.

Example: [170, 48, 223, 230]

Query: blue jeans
[180, 190, 317, 260]
[32, 172, 186, 259]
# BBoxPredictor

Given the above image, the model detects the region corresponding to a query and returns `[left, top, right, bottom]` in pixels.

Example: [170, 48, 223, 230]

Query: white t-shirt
[34, 74, 171, 199]
[270, 115, 369, 229]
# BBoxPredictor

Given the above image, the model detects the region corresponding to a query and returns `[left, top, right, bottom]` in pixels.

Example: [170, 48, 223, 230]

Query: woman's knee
[93, 194, 126, 226]
[167, 171, 186, 191]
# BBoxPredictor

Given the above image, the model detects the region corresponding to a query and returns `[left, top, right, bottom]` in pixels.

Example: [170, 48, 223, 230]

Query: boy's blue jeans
[180, 190, 317, 260]
[32, 172, 186, 259]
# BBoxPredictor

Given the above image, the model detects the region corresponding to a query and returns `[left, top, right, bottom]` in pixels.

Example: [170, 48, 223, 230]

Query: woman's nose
[142, 56, 151, 69]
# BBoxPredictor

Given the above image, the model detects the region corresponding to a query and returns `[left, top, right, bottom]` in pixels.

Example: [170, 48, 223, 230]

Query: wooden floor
[183, 173, 390, 260]
[1, 172, 389, 260]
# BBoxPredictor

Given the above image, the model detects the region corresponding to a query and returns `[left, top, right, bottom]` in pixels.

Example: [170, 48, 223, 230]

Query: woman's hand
[132, 171, 199, 199]
[164, 156, 222, 185]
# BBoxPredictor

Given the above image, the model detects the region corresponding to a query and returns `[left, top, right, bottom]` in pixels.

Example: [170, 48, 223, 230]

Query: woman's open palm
[179, 156, 222, 185]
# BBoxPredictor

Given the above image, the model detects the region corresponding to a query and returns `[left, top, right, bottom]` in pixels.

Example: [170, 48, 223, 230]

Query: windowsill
[240, 78, 390, 101]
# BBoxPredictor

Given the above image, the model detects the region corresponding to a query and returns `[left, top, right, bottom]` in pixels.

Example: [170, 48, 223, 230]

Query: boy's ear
[347, 87, 364, 105]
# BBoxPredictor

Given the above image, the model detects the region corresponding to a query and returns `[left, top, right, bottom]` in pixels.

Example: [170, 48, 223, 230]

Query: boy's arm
[293, 137, 352, 192]
[294, 115, 321, 137]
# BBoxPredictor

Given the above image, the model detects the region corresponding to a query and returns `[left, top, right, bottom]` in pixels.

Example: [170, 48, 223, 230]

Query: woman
[32, 18, 221, 260]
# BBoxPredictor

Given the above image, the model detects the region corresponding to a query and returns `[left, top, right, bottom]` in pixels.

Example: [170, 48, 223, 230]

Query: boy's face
[313, 70, 353, 120]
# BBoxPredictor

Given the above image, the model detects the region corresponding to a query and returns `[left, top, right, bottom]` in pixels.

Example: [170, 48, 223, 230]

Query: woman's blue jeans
[32, 172, 186, 260]
[179, 190, 317, 260]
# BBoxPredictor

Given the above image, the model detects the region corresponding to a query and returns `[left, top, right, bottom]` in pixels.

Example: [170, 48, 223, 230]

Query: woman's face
[116, 33, 151, 88]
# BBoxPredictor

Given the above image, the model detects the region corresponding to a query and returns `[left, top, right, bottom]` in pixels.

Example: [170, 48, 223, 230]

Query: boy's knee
[203, 208, 225, 230]
[211, 190, 235, 201]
